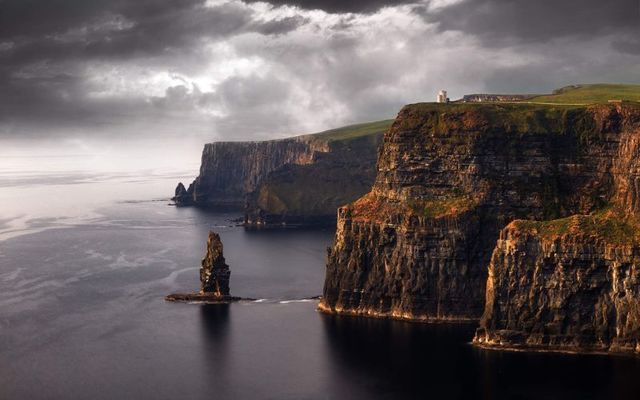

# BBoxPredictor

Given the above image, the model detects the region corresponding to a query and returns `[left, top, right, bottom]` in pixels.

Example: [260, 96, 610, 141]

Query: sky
[1, 0, 639, 144]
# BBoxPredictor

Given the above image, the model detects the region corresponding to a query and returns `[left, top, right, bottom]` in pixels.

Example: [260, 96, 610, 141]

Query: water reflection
[199, 304, 231, 342]
[321, 313, 479, 399]
[321, 314, 640, 400]
[197, 304, 233, 397]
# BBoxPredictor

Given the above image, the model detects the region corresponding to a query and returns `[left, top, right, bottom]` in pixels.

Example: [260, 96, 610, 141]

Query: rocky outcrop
[166, 230, 240, 303]
[320, 102, 640, 323]
[173, 182, 193, 206]
[200, 231, 230, 295]
[174, 121, 389, 226]
[474, 213, 640, 354]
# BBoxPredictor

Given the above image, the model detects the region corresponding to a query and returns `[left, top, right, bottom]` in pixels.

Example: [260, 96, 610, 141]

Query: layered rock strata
[474, 214, 640, 354]
[320, 102, 640, 323]
[174, 137, 328, 208]
[200, 231, 230, 295]
[474, 113, 640, 353]
[166, 230, 239, 303]
[244, 133, 383, 227]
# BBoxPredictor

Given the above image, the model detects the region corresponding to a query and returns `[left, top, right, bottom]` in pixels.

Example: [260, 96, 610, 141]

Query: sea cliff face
[474, 216, 640, 354]
[176, 137, 328, 208]
[320, 102, 640, 323]
[474, 110, 640, 353]
[174, 121, 389, 226]
[244, 133, 382, 226]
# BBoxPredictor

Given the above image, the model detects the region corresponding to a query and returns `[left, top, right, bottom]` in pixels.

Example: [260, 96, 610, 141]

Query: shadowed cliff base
[321, 86, 640, 341]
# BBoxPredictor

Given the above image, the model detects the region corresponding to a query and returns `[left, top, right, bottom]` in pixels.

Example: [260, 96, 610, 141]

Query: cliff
[175, 136, 328, 208]
[320, 101, 640, 324]
[473, 212, 640, 354]
[174, 120, 390, 226]
[244, 132, 383, 226]
[473, 106, 640, 353]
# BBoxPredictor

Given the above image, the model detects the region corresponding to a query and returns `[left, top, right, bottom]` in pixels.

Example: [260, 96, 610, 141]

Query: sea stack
[200, 231, 230, 295]
[172, 182, 194, 206]
[165, 230, 240, 303]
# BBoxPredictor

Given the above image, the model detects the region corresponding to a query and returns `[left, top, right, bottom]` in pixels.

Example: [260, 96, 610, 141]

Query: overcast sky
[1, 0, 639, 142]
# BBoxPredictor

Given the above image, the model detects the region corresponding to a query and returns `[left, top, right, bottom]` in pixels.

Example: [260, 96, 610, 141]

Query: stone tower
[437, 90, 448, 103]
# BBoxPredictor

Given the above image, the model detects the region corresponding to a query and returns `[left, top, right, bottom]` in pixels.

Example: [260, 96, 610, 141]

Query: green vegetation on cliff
[511, 207, 640, 246]
[305, 119, 393, 142]
[526, 84, 640, 104]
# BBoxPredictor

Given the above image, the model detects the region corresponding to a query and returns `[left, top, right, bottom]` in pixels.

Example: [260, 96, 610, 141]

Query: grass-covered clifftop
[525, 84, 640, 104]
[304, 119, 393, 142]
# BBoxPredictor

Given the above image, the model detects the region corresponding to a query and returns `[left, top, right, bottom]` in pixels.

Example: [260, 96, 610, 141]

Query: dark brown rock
[165, 230, 236, 303]
[474, 215, 640, 354]
[165, 293, 242, 303]
[320, 102, 640, 323]
[200, 231, 230, 296]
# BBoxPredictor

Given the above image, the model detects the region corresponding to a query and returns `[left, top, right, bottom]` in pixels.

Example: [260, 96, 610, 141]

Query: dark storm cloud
[428, 0, 640, 44]
[0, 0, 303, 68]
[614, 39, 640, 55]
[0, 0, 310, 136]
[1, 0, 640, 141]
[244, 0, 418, 13]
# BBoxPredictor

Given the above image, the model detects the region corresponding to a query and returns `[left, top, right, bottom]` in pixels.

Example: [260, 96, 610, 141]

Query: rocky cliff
[244, 132, 383, 226]
[473, 213, 640, 354]
[174, 120, 390, 226]
[474, 106, 640, 353]
[175, 137, 328, 208]
[320, 102, 640, 324]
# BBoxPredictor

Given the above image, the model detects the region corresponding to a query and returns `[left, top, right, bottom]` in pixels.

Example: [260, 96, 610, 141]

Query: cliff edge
[320, 101, 640, 326]
[174, 120, 390, 227]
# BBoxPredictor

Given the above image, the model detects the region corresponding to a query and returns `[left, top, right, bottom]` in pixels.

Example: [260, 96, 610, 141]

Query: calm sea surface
[2, 155, 640, 399]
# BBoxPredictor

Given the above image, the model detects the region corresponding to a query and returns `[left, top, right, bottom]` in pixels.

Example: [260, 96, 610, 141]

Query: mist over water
[3, 146, 640, 400]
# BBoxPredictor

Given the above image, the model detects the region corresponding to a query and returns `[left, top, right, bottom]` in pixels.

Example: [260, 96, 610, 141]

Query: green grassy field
[525, 84, 640, 104]
[307, 119, 393, 142]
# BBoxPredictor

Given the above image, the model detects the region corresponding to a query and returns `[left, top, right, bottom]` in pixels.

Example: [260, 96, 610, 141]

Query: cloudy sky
[1, 0, 639, 142]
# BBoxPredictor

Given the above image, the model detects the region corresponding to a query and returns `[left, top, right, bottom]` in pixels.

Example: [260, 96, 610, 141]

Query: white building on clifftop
[437, 90, 449, 103]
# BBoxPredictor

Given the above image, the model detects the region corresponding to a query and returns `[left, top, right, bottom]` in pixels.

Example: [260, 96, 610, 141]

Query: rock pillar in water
[200, 231, 230, 296]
